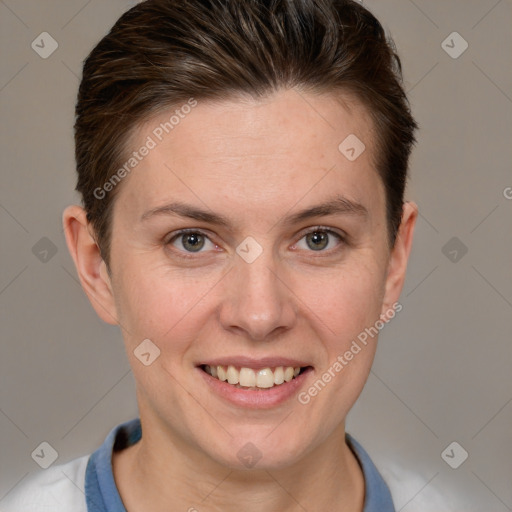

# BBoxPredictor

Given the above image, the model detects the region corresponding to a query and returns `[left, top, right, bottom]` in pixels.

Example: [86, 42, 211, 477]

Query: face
[95, 89, 407, 469]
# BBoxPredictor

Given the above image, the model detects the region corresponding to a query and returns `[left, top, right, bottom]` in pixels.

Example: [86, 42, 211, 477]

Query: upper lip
[198, 356, 311, 370]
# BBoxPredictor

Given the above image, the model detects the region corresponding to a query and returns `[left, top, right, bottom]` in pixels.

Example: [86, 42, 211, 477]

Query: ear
[381, 201, 418, 315]
[62, 205, 119, 325]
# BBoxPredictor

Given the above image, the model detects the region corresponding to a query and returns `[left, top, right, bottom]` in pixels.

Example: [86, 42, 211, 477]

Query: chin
[205, 429, 310, 471]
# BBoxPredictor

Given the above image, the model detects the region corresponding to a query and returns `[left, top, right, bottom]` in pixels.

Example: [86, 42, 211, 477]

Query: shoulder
[0, 455, 90, 512]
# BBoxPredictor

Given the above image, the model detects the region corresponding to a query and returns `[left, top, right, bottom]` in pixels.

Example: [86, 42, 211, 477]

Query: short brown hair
[75, 0, 418, 268]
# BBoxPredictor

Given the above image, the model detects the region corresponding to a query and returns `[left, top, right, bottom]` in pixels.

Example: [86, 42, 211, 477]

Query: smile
[201, 364, 309, 390]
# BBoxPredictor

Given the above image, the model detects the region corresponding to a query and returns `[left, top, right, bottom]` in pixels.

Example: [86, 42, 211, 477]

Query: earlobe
[62, 205, 119, 326]
[381, 201, 418, 316]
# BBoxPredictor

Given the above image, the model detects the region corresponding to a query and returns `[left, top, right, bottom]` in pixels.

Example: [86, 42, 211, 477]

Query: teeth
[284, 367, 294, 382]
[256, 368, 274, 388]
[204, 365, 303, 389]
[239, 367, 256, 387]
[217, 366, 227, 382]
[273, 366, 284, 385]
[226, 365, 239, 385]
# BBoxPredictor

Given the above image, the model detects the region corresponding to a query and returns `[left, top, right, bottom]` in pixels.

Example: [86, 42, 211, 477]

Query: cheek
[112, 263, 220, 350]
[298, 260, 386, 403]
[292, 278, 384, 433]
[304, 261, 386, 342]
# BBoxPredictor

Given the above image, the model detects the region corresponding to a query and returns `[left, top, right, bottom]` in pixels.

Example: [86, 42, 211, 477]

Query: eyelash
[165, 226, 346, 259]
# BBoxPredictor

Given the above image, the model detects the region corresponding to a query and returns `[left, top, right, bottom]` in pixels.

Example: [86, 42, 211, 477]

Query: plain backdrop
[1, 0, 511, 510]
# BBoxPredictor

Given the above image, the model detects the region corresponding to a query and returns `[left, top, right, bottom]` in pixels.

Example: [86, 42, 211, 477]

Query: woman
[3, 0, 418, 510]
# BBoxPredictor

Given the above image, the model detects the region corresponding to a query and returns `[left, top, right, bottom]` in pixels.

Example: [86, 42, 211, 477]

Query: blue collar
[85, 418, 394, 511]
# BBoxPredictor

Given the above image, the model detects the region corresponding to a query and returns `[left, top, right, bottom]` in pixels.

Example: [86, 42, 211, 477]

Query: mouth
[200, 364, 313, 390]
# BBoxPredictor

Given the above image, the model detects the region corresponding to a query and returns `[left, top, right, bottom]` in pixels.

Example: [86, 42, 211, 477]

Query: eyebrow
[140, 194, 368, 227]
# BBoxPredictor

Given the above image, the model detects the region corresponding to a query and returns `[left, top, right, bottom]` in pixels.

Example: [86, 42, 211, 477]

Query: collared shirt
[1, 418, 395, 511]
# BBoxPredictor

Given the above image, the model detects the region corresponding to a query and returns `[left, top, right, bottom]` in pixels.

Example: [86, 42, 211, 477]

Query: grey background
[1, 0, 511, 509]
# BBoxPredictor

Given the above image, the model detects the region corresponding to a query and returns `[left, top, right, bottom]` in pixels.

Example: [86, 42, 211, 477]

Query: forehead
[115, 88, 383, 226]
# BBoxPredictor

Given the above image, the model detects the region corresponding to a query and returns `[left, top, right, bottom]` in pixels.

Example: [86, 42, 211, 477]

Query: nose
[218, 247, 297, 342]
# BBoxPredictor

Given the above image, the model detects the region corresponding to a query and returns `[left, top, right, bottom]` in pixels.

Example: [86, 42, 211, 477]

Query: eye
[167, 229, 217, 254]
[293, 227, 344, 253]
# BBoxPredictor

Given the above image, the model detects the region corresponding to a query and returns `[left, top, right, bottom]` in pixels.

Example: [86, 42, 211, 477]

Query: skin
[63, 88, 417, 511]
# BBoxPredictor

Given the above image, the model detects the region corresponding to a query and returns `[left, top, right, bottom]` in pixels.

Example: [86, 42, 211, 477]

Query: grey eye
[180, 232, 205, 252]
[296, 229, 342, 252]
[168, 231, 216, 253]
[306, 231, 329, 250]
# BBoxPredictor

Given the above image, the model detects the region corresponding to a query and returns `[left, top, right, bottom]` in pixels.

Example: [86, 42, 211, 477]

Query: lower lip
[197, 367, 313, 409]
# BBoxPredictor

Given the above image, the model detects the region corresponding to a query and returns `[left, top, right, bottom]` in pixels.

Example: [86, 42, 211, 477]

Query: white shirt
[1, 455, 89, 512]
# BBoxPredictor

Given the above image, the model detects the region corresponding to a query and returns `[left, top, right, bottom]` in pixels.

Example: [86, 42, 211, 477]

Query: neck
[113, 416, 364, 512]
